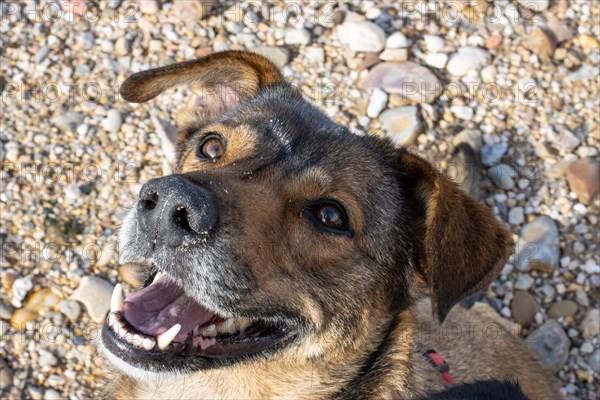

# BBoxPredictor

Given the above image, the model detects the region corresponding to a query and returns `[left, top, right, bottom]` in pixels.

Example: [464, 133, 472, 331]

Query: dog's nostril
[173, 206, 193, 232]
[143, 192, 159, 210]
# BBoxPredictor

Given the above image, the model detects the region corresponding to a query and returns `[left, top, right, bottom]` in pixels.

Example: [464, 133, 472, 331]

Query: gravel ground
[0, 1, 598, 399]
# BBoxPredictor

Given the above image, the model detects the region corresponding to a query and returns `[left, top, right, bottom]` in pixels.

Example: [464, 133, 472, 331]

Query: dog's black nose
[137, 175, 217, 248]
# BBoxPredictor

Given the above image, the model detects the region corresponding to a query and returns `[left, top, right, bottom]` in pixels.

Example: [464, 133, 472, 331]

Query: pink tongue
[123, 277, 215, 342]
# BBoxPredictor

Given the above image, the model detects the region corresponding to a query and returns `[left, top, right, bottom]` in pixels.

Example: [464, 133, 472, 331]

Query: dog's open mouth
[102, 271, 297, 371]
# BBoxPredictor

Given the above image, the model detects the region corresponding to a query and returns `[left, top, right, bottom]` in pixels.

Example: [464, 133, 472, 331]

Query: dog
[100, 51, 562, 399]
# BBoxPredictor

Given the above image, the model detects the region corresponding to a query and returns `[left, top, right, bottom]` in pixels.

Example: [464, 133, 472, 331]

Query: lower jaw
[101, 322, 298, 373]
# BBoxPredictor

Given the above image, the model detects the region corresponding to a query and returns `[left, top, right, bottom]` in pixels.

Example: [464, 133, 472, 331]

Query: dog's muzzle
[137, 175, 218, 248]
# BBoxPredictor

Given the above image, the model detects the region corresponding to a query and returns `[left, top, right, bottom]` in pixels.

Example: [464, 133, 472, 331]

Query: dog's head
[102, 51, 512, 379]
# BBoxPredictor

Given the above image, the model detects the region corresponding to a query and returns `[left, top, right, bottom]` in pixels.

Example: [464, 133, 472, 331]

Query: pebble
[581, 309, 600, 339]
[424, 35, 445, 53]
[139, 0, 159, 13]
[488, 163, 516, 190]
[515, 216, 560, 272]
[284, 28, 311, 45]
[11, 276, 33, 308]
[359, 62, 442, 104]
[50, 112, 83, 133]
[0, 358, 13, 390]
[554, 129, 580, 152]
[446, 47, 491, 77]
[453, 129, 482, 152]
[102, 109, 123, 133]
[546, 15, 574, 43]
[565, 158, 600, 205]
[304, 46, 325, 63]
[386, 32, 410, 49]
[44, 389, 61, 400]
[38, 349, 58, 367]
[514, 274, 534, 290]
[529, 321, 570, 372]
[548, 300, 579, 318]
[424, 53, 448, 69]
[480, 143, 507, 166]
[57, 299, 82, 322]
[511, 290, 537, 326]
[508, 207, 525, 225]
[379, 107, 422, 147]
[254, 46, 290, 68]
[450, 105, 473, 120]
[588, 349, 600, 373]
[524, 27, 556, 60]
[337, 21, 386, 52]
[70, 276, 114, 323]
[0, 301, 13, 320]
[379, 49, 408, 62]
[517, 0, 549, 11]
[367, 89, 388, 119]
[114, 37, 130, 57]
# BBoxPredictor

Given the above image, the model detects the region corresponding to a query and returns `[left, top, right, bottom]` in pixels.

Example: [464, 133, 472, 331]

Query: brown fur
[105, 51, 561, 399]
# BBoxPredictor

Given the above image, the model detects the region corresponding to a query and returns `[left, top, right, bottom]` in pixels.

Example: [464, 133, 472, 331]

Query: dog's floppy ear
[398, 150, 513, 321]
[120, 50, 284, 115]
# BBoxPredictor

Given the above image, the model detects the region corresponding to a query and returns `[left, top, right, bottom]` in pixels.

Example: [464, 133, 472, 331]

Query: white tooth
[157, 324, 181, 350]
[217, 319, 236, 334]
[202, 324, 217, 337]
[133, 334, 143, 346]
[108, 313, 117, 326]
[236, 318, 252, 332]
[142, 338, 155, 351]
[111, 284, 124, 313]
[152, 272, 165, 285]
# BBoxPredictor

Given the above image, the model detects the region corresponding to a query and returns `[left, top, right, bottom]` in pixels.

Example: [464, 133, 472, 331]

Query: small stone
[337, 21, 386, 52]
[568, 64, 600, 82]
[580, 342, 594, 354]
[379, 49, 408, 61]
[485, 34, 503, 49]
[27, 386, 43, 400]
[554, 128, 580, 152]
[446, 47, 491, 77]
[386, 32, 410, 49]
[70, 276, 114, 323]
[64, 183, 82, 201]
[528, 321, 570, 372]
[481, 142, 508, 166]
[517, 0, 549, 11]
[11, 276, 32, 308]
[575, 290, 589, 307]
[35, 46, 50, 63]
[114, 37, 130, 57]
[450, 105, 474, 120]
[508, 207, 525, 225]
[359, 62, 442, 104]
[424, 35, 444, 53]
[587, 349, 600, 373]
[515, 216, 560, 272]
[524, 27, 555, 59]
[546, 15, 574, 43]
[284, 28, 310, 45]
[548, 300, 578, 318]
[44, 389, 61, 400]
[367, 89, 388, 119]
[566, 158, 600, 205]
[577, 35, 599, 52]
[453, 129, 482, 152]
[581, 310, 600, 339]
[139, 0, 159, 13]
[38, 349, 58, 367]
[511, 290, 537, 326]
[0, 358, 13, 390]
[305, 46, 325, 63]
[514, 274, 534, 290]
[57, 300, 81, 322]
[50, 111, 83, 133]
[254, 46, 290, 68]
[379, 107, 422, 147]
[424, 53, 448, 69]
[102, 109, 123, 133]
[488, 163, 516, 190]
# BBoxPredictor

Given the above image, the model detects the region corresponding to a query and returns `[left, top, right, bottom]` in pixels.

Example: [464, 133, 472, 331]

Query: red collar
[419, 345, 455, 385]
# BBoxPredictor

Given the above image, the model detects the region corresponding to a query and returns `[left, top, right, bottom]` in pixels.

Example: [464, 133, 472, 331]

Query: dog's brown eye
[197, 134, 225, 161]
[302, 201, 351, 236]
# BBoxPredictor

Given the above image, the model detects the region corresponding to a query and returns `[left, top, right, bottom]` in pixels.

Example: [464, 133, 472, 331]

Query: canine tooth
[236, 318, 252, 332]
[217, 319, 237, 334]
[201, 324, 217, 337]
[157, 324, 181, 350]
[142, 338, 155, 351]
[111, 284, 124, 313]
[152, 271, 165, 284]
[108, 313, 117, 326]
